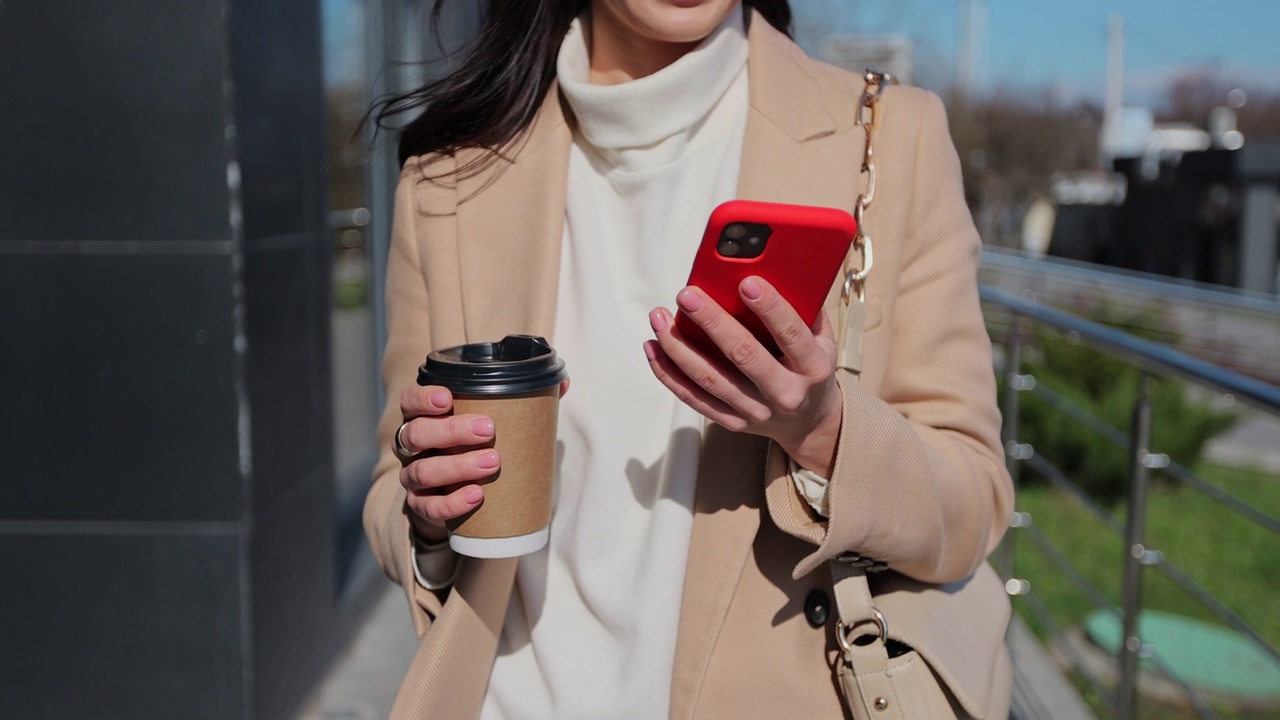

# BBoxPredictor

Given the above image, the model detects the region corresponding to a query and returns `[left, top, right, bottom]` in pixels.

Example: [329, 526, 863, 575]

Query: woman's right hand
[397, 385, 499, 543]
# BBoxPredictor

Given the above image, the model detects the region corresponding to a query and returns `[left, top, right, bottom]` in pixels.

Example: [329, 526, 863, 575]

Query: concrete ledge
[1009, 616, 1098, 720]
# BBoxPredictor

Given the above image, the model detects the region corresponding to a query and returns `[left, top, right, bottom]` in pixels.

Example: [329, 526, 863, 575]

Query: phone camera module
[717, 222, 770, 259]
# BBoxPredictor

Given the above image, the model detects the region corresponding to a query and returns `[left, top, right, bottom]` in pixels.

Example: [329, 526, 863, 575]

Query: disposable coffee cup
[417, 335, 567, 559]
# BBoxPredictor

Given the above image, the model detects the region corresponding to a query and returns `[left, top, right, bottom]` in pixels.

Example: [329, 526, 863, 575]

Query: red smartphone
[675, 199, 857, 357]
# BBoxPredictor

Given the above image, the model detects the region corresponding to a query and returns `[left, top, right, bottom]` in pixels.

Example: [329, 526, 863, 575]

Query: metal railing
[981, 285, 1280, 720]
[980, 247, 1280, 386]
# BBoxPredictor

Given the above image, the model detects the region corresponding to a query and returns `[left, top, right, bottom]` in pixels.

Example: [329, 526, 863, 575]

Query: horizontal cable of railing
[1150, 552, 1280, 669]
[1019, 588, 1119, 710]
[1143, 649, 1220, 720]
[1022, 522, 1115, 612]
[1158, 461, 1280, 536]
[980, 286, 1280, 416]
[1025, 382, 1280, 536]
[1027, 381, 1128, 446]
[1025, 453, 1123, 535]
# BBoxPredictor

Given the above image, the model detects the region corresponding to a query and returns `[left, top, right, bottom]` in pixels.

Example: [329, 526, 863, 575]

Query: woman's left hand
[644, 276, 842, 477]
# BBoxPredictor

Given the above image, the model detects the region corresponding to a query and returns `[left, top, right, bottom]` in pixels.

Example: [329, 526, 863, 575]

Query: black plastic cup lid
[417, 335, 568, 395]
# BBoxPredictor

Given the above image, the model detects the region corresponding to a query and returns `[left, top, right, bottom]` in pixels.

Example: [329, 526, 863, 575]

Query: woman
[364, 1, 1015, 718]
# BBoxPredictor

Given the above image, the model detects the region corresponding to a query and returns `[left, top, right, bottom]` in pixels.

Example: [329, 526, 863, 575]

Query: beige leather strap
[836, 292, 868, 377]
[830, 557, 877, 625]
[830, 285, 891, 700]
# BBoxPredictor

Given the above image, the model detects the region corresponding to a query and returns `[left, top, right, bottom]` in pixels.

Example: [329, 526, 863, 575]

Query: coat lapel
[456, 86, 574, 343]
[735, 16, 841, 205]
[670, 11, 860, 720]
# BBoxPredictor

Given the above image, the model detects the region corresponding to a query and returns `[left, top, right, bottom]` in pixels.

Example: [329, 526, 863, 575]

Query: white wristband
[789, 458, 831, 518]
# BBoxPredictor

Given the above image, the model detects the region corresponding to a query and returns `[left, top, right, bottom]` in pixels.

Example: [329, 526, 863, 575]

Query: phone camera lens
[719, 239, 742, 257]
[725, 223, 748, 240]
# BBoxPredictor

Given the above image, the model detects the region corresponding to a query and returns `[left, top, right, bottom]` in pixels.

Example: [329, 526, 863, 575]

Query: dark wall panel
[251, 476, 338, 720]
[0, 2, 231, 242]
[233, 1, 351, 717]
[0, 532, 245, 719]
[230, 0, 327, 240]
[0, 0, 378, 716]
[0, 253, 243, 522]
[245, 243, 333, 516]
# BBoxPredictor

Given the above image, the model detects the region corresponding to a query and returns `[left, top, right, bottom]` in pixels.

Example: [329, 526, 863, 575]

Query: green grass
[1010, 463, 1280, 719]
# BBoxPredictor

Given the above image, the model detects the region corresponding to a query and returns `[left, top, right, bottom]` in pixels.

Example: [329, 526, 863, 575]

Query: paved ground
[1010, 617, 1098, 720]
[1204, 411, 1280, 474]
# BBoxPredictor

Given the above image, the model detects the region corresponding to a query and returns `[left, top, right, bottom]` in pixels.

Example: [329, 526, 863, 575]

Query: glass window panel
[322, 0, 379, 507]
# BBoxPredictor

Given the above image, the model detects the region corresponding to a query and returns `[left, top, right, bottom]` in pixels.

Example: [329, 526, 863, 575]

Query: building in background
[1041, 101, 1280, 295]
[0, 1, 469, 717]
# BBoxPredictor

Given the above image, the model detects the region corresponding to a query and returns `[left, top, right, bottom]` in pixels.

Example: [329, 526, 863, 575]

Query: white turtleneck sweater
[478, 10, 750, 720]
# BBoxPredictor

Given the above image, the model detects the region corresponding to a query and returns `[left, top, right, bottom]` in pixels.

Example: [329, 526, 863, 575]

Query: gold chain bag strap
[829, 71, 962, 720]
[836, 68, 885, 375]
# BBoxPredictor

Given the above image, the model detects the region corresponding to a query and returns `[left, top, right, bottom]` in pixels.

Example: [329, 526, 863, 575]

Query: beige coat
[364, 10, 1015, 719]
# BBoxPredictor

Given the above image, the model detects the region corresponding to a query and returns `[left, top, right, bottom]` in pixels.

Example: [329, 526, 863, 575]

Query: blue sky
[322, 0, 364, 86]
[321, 0, 1280, 108]
[792, 0, 1280, 105]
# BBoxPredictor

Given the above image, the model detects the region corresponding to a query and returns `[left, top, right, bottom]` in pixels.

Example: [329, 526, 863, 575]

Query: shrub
[1009, 310, 1238, 505]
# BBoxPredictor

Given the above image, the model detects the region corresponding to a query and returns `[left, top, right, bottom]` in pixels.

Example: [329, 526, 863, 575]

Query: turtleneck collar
[556, 7, 748, 153]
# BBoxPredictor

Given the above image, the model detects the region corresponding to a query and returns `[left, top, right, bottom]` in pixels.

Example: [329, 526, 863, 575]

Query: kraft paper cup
[417, 335, 567, 559]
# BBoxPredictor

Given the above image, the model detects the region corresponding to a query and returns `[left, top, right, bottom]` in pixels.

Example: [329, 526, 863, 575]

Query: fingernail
[477, 451, 500, 470]
[741, 277, 762, 300]
[643, 341, 657, 361]
[649, 308, 669, 333]
[465, 488, 484, 504]
[677, 288, 703, 312]
[470, 417, 494, 437]
[429, 389, 449, 408]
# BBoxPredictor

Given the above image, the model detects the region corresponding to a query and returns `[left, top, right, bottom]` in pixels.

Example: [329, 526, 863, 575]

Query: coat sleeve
[363, 164, 451, 637]
[767, 92, 1015, 584]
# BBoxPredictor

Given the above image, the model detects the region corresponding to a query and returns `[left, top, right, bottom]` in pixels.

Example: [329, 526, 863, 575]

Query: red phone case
[676, 199, 857, 357]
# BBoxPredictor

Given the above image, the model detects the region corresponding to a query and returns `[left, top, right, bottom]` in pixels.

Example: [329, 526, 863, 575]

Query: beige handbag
[829, 71, 1008, 720]
[832, 559, 966, 719]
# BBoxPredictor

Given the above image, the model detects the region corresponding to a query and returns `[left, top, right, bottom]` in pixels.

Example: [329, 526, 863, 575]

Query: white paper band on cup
[448, 527, 550, 559]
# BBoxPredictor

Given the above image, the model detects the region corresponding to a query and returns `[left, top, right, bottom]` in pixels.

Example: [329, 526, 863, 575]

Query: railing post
[1118, 371, 1154, 719]
[998, 321, 1025, 582]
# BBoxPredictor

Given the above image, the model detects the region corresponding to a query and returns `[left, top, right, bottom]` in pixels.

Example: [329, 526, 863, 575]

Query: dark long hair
[371, 1, 792, 173]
